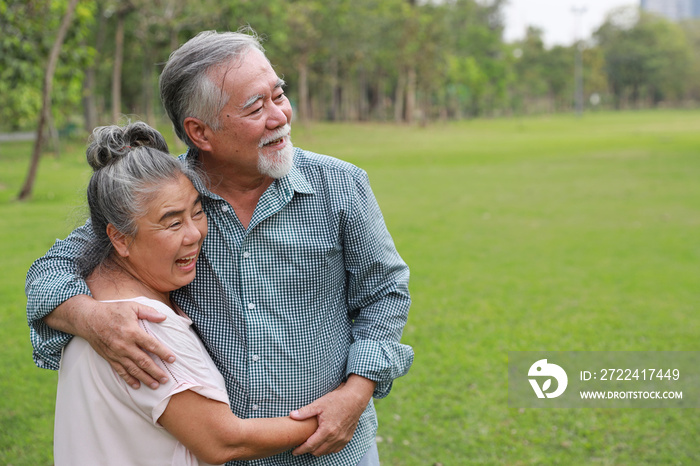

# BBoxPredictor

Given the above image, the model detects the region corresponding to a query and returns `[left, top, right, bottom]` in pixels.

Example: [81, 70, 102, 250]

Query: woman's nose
[183, 219, 202, 244]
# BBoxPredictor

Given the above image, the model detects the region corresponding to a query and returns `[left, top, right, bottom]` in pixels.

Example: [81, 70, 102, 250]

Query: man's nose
[267, 101, 290, 129]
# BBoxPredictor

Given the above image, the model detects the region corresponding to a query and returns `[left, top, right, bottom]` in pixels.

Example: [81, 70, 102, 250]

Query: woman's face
[119, 174, 207, 294]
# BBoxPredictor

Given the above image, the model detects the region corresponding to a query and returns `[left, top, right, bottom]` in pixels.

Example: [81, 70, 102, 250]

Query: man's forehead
[209, 53, 282, 103]
[207, 50, 268, 83]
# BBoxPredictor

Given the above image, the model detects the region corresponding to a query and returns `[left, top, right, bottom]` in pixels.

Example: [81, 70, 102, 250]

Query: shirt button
[247, 303, 256, 310]
[251, 404, 259, 411]
[221, 205, 229, 212]
[251, 354, 260, 362]
[243, 251, 251, 259]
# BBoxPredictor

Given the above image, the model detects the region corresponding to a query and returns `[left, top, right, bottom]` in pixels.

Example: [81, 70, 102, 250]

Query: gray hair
[159, 27, 266, 148]
[78, 121, 201, 276]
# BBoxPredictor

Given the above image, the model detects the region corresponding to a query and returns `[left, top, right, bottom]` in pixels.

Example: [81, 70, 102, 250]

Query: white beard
[258, 129, 294, 179]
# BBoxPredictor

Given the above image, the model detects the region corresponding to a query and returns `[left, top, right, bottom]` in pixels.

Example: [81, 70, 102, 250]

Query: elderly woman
[53, 122, 316, 465]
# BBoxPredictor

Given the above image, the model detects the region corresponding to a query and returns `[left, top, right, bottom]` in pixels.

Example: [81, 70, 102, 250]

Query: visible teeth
[177, 255, 196, 265]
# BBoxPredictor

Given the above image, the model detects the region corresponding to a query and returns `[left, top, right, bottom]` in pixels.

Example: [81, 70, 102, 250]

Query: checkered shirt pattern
[26, 147, 413, 465]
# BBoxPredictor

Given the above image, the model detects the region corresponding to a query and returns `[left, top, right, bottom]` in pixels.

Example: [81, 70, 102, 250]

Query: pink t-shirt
[54, 297, 230, 465]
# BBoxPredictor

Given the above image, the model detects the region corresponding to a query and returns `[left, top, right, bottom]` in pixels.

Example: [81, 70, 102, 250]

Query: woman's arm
[159, 390, 318, 464]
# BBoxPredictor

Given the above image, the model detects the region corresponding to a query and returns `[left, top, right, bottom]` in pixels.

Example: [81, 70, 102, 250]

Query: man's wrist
[345, 374, 377, 403]
[43, 294, 95, 337]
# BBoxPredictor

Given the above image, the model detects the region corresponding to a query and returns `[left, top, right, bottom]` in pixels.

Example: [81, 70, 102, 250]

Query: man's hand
[289, 374, 376, 457]
[44, 295, 175, 389]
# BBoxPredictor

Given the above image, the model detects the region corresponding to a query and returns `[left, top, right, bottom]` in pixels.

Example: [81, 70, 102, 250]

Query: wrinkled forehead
[206, 48, 270, 86]
[136, 174, 199, 220]
[207, 48, 281, 107]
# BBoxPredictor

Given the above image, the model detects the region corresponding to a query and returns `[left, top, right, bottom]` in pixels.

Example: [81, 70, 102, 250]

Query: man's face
[206, 49, 294, 178]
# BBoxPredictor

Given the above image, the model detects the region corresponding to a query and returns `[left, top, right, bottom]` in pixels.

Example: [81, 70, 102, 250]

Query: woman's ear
[183, 117, 213, 152]
[106, 223, 130, 258]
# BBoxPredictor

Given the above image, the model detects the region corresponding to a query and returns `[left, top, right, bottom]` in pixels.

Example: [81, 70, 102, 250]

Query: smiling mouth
[176, 254, 197, 267]
[263, 137, 285, 147]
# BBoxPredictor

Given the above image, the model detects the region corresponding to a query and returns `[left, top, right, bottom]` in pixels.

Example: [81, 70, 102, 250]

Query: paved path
[0, 132, 35, 142]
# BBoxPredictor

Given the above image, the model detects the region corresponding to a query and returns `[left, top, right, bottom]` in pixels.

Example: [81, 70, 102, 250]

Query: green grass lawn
[2, 110, 699, 465]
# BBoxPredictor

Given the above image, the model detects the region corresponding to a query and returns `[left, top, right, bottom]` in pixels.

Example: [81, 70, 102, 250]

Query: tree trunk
[47, 112, 60, 156]
[394, 72, 406, 123]
[370, 76, 383, 120]
[170, 29, 179, 55]
[358, 68, 369, 122]
[18, 0, 79, 201]
[83, 64, 98, 132]
[142, 42, 155, 126]
[112, 11, 126, 123]
[405, 66, 417, 124]
[328, 56, 340, 121]
[82, 1, 106, 132]
[297, 57, 310, 122]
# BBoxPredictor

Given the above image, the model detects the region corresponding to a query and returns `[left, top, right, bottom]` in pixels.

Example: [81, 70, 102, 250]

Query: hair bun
[86, 122, 170, 171]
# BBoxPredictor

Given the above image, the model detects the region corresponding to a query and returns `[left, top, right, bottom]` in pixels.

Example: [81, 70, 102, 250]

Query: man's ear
[183, 117, 213, 152]
[107, 223, 130, 258]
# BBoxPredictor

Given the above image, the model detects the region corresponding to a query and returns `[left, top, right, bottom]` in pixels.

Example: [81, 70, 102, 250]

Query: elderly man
[27, 29, 413, 465]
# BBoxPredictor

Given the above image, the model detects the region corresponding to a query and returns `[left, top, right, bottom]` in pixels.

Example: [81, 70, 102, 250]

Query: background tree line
[2, 0, 700, 135]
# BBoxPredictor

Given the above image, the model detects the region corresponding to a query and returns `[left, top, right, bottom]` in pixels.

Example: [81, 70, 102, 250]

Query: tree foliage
[0, 0, 94, 130]
[2, 1, 700, 133]
[17, 0, 82, 201]
[595, 7, 693, 107]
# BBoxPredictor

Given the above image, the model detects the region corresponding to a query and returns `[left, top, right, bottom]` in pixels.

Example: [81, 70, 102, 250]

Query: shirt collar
[280, 149, 315, 195]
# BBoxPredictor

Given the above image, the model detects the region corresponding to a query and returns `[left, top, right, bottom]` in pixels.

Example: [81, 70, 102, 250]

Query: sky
[501, 0, 637, 47]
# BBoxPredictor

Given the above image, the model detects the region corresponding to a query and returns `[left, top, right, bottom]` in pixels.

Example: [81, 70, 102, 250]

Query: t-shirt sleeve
[125, 304, 230, 425]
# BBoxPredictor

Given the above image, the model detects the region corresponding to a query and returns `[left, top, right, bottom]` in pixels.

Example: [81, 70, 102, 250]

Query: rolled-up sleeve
[343, 170, 413, 399]
[26, 221, 94, 370]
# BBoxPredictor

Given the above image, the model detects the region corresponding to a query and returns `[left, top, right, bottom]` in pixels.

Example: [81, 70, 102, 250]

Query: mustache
[259, 124, 291, 147]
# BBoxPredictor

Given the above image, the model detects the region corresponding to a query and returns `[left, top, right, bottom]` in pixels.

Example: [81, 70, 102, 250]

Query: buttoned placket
[239, 227, 261, 416]
[236, 180, 299, 417]
[216, 198, 265, 415]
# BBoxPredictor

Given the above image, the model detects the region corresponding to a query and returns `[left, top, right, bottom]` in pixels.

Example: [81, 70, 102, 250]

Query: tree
[511, 27, 550, 113]
[109, 1, 136, 123]
[82, 0, 107, 132]
[283, 1, 323, 122]
[8, 0, 700, 138]
[582, 46, 610, 108]
[441, 0, 509, 117]
[0, 0, 93, 131]
[596, 7, 692, 107]
[679, 19, 700, 100]
[18, 0, 81, 201]
[542, 45, 574, 111]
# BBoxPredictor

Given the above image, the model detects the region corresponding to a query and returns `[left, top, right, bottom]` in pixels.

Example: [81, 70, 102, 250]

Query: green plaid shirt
[27, 147, 413, 465]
